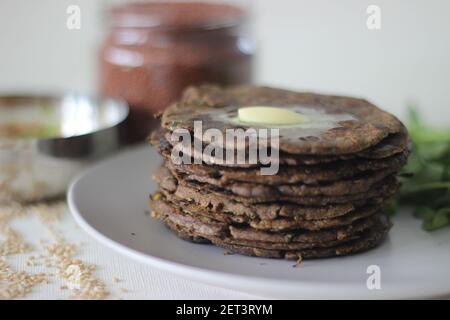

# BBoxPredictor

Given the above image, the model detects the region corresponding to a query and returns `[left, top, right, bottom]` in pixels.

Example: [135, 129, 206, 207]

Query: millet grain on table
[0, 201, 116, 300]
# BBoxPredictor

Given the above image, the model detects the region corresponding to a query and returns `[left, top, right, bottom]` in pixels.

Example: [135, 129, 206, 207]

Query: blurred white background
[1, 0, 449, 122]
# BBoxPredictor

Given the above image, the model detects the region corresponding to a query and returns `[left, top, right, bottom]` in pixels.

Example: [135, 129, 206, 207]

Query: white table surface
[1, 203, 262, 300]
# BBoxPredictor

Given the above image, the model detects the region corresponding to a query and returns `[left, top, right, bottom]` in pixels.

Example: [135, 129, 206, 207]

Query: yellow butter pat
[238, 106, 308, 126]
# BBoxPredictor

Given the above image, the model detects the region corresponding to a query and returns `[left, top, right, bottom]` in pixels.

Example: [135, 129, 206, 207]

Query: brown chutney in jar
[98, 1, 254, 142]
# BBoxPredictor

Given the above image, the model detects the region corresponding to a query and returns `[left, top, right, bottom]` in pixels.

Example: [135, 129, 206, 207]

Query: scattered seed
[0, 201, 112, 300]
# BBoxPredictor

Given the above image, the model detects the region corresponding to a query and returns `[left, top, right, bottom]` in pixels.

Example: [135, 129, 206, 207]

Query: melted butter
[238, 106, 309, 126]
[201, 105, 356, 141]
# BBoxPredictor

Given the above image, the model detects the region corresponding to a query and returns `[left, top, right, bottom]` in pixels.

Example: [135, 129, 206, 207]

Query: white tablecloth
[2, 204, 261, 300]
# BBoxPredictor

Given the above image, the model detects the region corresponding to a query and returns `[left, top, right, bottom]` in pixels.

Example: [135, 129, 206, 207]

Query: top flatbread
[161, 85, 405, 155]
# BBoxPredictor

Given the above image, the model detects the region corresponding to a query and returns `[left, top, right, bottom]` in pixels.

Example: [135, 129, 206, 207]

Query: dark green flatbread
[151, 197, 385, 242]
[148, 85, 407, 261]
[162, 214, 391, 259]
[160, 187, 357, 221]
[150, 125, 410, 167]
[154, 165, 400, 206]
[160, 145, 409, 185]
[163, 220, 362, 250]
[165, 159, 402, 197]
[161, 85, 404, 155]
[150, 195, 386, 231]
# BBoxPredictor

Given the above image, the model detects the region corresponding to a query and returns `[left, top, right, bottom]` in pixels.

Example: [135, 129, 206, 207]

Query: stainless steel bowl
[0, 94, 129, 203]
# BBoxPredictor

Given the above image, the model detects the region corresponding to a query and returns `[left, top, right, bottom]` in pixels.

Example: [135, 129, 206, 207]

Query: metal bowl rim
[0, 92, 130, 142]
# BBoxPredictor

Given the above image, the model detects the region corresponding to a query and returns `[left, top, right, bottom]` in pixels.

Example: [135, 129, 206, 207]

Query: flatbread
[162, 214, 391, 259]
[161, 85, 404, 155]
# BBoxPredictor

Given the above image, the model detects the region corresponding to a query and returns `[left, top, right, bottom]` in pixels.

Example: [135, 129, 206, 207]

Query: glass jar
[98, 1, 254, 142]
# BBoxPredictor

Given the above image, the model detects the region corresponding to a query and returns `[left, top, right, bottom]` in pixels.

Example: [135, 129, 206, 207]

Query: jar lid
[110, 1, 246, 30]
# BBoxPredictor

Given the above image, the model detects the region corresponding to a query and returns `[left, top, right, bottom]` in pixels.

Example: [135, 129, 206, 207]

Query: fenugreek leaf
[397, 107, 450, 231]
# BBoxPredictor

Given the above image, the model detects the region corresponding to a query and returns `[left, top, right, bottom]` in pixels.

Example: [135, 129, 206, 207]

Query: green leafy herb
[396, 107, 450, 231]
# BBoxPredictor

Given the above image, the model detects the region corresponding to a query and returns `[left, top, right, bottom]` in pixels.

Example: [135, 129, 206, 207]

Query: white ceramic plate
[68, 145, 450, 299]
